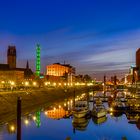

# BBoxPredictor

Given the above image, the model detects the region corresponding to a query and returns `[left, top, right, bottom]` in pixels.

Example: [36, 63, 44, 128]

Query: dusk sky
[0, 0, 140, 79]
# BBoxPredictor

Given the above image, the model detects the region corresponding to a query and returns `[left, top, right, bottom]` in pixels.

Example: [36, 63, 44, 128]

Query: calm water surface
[0, 93, 140, 140]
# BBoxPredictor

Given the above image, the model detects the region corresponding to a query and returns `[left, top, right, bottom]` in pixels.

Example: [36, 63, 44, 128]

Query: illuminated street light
[25, 81, 29, 86]
[45, 82, 48, 86]
[53, 83, 56, 86]
[33, 82, 37, 86]
[10, 81, 15, 91]
[77, 82, 79, 86]
[11, 81, 15, 86]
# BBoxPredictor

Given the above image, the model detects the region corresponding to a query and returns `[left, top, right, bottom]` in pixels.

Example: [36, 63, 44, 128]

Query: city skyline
[0, 0, 140, 79]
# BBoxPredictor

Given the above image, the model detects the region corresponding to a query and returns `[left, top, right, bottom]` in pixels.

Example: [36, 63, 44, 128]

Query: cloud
[0, 27, 140, 78]
[40, 28, 140, 77]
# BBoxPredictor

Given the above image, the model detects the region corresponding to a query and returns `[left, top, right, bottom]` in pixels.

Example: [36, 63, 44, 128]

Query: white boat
[92, 99, 106, 118]
[111, 99, 130, 111]
[92, 105, 106, 118]
[72, 101, 89, 118]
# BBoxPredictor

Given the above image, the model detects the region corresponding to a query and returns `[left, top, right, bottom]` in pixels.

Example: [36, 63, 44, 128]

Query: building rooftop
[0, 64, 10, 70]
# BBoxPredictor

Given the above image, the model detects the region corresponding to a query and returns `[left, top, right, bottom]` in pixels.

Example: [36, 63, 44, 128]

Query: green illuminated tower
[36, 44, 41, 76]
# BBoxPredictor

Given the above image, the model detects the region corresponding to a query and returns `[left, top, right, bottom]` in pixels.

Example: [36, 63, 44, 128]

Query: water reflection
[7, 120, 16, 134]
[110, 111, 124, 117]
[45, 108, 69, 120]
[126, 112, 140, 130]
[0, 91, 140, 140]
[35, 111, 41, 128]
[72, 117, 90, 131]
[24, 118, 29, 126]
[92, 116, 107, 125]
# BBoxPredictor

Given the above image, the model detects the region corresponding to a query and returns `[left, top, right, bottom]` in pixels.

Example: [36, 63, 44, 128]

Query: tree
[83, 74, 92, 82]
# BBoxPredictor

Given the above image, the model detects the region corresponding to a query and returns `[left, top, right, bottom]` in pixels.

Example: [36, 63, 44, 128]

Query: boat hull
[92, 110, 106, 118]
[72, 109, 89, 118]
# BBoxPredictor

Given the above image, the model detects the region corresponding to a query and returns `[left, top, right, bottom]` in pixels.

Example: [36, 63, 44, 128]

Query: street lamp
[44, 82, 48, 86]
[25, 81, 29, 86]
[53, 83, 56, 86]
[11, 81, 15, 91]
[25, 81, 29, 91]
[33, 82, 37, 86]
[11, 81, 15, 86]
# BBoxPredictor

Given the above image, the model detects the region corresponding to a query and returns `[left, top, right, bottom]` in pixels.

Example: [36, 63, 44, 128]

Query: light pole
[11, 81, 15, 92]
[25, 81, 29, 91]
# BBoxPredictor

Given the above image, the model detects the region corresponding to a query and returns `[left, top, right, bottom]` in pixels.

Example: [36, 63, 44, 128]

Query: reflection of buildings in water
[92, 116, 107, 125]
[23, 113, 41, 127]
[7, 120, 17, 134]
[128, 98, 140, 111]
[126, 113, 140, 122]
[46, 108, 69, 119]
[110, 112, 124, 118]
[126, 113, 140, 130]
[65, 137, 71, 140]
[109, 112, 124, 122]
[35, 111, 41, 128]
[122, 136, 128, 140]
[136, 118, 140, 130]
[72, 117, 89, 131]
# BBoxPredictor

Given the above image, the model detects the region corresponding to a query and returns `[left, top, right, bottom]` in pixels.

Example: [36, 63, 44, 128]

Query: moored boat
[72, 101, 89, 118]
[92, 99, 107, 118]
[111, 100, 130, 111]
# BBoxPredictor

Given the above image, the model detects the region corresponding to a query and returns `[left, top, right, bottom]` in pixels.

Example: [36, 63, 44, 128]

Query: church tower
[7, 46, 16, 69]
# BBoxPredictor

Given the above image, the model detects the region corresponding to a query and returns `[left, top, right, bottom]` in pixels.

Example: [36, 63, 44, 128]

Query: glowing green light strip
[35, 111, 41, 128]
[36, 44, 41, 76]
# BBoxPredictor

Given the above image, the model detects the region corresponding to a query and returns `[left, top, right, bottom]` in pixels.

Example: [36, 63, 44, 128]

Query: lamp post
[11, 81, 15, 92]
[25, 81, 29, 91]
